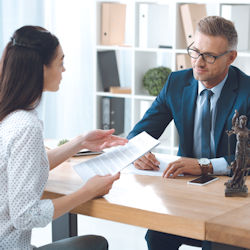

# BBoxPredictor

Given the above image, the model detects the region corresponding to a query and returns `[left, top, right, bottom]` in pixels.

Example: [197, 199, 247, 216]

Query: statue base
[224, 183, 248, 197]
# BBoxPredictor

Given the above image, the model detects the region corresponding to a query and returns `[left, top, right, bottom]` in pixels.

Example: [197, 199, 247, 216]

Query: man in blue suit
[127, 16, 250, 250]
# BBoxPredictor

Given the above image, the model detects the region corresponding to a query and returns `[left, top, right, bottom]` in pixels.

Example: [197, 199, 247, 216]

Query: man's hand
[133, 152, 160, 170]
[162, 157, 201, 178]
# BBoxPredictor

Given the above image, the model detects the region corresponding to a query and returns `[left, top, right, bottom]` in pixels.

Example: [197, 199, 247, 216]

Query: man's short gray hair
[197, 16, 238, 50]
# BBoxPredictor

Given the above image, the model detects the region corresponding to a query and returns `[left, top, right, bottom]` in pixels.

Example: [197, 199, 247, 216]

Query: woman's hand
[84, 172, 120, 199]
[47, 129, 127, 171]
[80, 129, 128, 151]
[52, 172, 120, 219]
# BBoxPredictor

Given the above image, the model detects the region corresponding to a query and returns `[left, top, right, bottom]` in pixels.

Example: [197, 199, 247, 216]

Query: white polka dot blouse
[0, 110, 54, 249]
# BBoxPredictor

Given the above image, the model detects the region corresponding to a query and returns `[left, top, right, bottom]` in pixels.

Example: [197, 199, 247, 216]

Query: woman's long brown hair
[0, 25, 59, 121]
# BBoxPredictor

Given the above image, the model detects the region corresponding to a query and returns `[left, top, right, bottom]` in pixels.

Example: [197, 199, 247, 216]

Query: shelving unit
[93, 0, 250, 155]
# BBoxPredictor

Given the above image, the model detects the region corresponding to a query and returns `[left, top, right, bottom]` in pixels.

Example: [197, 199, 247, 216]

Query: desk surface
[206, 203, 250, 248]
[43, 156, 250, 247]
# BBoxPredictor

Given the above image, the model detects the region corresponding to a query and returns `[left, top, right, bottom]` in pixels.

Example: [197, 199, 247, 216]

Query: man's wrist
[198, 158, 213, 175]
[208, 162, 213, 174]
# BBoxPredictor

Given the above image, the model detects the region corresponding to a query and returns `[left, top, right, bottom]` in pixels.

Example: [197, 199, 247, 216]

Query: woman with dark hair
[0, 25, 127, 250]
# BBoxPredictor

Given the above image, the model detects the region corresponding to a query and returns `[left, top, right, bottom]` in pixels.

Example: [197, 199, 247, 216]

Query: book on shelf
[101, 2, 126, 46]
[109, 86, 131, 94]
[158, 45, 172, 49]
[180, 4, 207, 46]
[176, 54, 192, 71]
[98, 50, 120, 92]
[101, 97, 124, 135]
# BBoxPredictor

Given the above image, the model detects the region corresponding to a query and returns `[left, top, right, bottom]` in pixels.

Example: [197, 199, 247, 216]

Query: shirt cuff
[210, 157, 230, 175]
[32, 199, 54, 228]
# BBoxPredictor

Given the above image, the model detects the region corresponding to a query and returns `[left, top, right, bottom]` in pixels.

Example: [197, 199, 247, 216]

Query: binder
[176, 54, 192, 71]
[138, 4, 171, 48]
[180, 4, 207, 46]
[138, 4, 148, 48]
[98, 50, 120, 92]
[101, 3, 126, 45]
[102, 97, 124, 135]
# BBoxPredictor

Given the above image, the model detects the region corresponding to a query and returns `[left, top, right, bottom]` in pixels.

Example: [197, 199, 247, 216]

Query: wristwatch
[198, 158, 211, 176]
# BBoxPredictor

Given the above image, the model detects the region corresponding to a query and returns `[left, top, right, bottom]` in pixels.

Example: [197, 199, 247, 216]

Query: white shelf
[96, 91, 157, 100]
[96, 91, 132, 99]
[94, 0, 250, 154]
[96, 45, 134, 51]
[134, 47, 173, 52]
[133, 95, 156, 101]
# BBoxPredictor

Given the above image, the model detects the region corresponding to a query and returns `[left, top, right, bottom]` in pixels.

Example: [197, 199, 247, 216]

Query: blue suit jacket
[128, 66, 250, 162]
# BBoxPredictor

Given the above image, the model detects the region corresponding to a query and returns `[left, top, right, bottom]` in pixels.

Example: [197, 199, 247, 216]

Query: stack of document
[74, 131, 160, 183]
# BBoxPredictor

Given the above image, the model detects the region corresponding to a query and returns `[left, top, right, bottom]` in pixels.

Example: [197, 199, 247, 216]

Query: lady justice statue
[225, 110, 250, 197]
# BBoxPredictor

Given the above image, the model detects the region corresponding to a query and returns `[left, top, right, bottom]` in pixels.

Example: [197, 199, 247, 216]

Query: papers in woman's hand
[73, 131, 160, 183]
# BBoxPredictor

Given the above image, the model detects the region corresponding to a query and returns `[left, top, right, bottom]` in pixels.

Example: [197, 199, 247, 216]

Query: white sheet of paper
[122, 153, 180, 176]
[73, 131, 160, 183]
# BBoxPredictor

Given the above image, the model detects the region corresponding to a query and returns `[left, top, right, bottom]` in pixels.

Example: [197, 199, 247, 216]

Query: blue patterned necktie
[201, 89, 214, 158]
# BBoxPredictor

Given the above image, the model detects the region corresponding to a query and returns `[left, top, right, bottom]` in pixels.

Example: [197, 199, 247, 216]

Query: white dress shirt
[0, 110, 54, 250]
[193, 75, 230, 175]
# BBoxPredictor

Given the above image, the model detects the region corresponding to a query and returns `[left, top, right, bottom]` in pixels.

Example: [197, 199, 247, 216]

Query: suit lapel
[182, 77, 198, 156]
[214, 67, 238, 153]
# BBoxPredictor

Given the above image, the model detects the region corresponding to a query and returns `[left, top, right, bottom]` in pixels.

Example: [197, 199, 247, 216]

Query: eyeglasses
[187, 42, 232, 64]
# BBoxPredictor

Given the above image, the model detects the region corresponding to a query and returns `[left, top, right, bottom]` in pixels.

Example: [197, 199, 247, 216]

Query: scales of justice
[224, 110, 250, 197]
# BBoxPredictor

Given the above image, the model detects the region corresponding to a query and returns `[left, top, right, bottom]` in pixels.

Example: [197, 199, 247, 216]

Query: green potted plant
[57, 139, 69, 146]
[143, 66, 171, 96]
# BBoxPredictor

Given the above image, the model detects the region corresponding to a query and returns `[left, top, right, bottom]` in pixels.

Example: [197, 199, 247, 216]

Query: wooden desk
[43, 157, 250, 249]
[206, 203, 250, 248]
